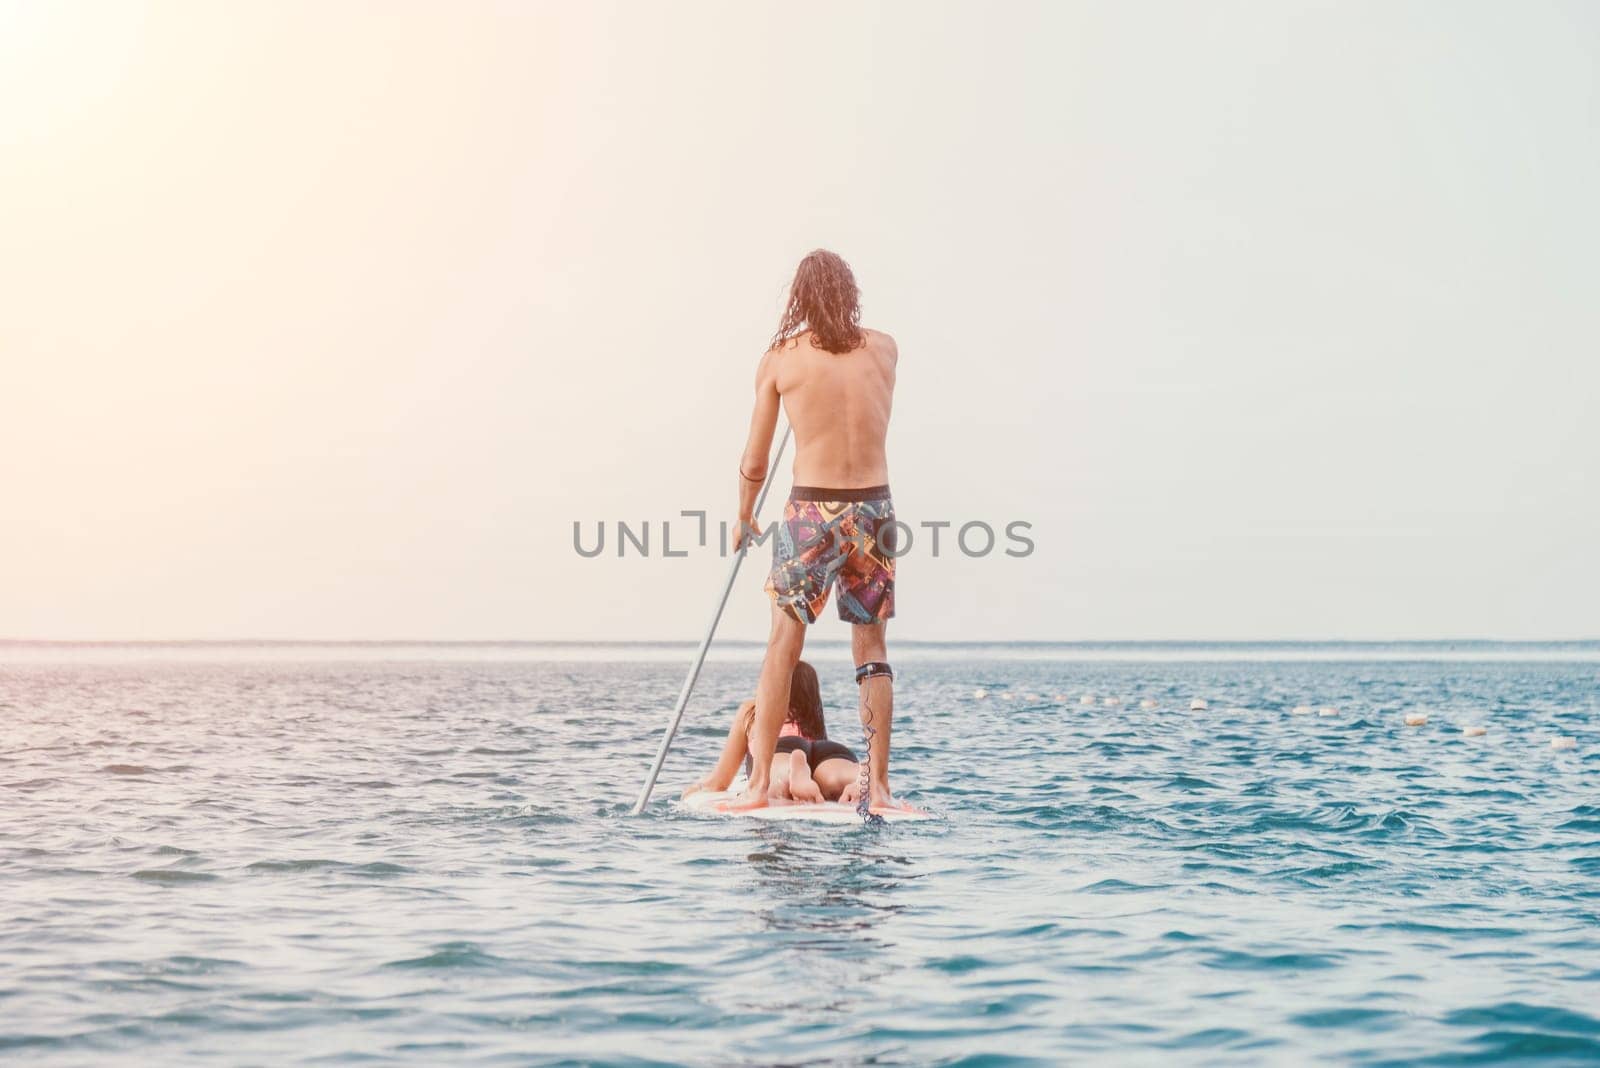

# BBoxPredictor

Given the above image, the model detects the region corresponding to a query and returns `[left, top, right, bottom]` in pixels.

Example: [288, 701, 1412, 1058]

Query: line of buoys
[981, 689, 1580, 753]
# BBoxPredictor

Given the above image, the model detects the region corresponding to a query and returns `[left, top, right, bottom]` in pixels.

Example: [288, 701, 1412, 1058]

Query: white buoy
[1552, 736, 1577, 750]
[1291, 705, 1313, 716]
[1404, 712, 1428, 727]
[1053, 693, 1067, 702]
[1139, 698, 1159, 710]
[1102, 696, 1123, 707]
[1462, 725, 1487, 737]
[1318, 706, 1339, 717]
[973, 688, 987, 700]
[1190, 698, 1208, 711]
[1022, 691, 1040, 702]
[1079, 695, 1095, 706]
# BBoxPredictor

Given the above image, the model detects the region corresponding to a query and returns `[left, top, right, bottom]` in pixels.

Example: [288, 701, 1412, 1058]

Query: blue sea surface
[2, 643, 1597, 1065]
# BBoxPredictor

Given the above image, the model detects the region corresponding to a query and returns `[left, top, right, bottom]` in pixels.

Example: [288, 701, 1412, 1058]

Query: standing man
[726, 249, 904, 813]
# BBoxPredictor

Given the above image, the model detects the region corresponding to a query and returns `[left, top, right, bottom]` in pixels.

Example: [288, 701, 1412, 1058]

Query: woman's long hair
[769, 249, 863, 355]
[787, 660, 827, 739]
[742, 660, 829, 776]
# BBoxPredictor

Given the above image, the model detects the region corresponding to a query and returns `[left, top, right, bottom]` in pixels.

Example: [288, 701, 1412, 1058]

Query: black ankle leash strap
[854, 661, 894, 684]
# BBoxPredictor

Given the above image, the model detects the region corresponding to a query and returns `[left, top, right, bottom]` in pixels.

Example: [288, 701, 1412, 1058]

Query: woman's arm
[685, 699, 756, 795]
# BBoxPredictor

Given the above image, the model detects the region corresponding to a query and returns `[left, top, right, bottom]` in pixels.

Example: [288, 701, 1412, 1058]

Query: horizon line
[3, 637, 1597, 647]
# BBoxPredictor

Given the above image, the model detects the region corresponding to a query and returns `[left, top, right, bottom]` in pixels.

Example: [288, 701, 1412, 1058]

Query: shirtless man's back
[770, 328, 897, 489]
[727, 250, 906, 816]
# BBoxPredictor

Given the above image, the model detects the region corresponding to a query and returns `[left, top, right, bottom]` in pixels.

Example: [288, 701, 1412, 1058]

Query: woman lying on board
[682, 660, 862, 804]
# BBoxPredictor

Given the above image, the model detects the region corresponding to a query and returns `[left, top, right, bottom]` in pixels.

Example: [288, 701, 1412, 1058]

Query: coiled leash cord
[853, 661, 894, 825]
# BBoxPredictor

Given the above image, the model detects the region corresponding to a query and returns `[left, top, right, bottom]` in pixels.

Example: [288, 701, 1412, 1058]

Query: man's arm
[734, 349, 781, 547]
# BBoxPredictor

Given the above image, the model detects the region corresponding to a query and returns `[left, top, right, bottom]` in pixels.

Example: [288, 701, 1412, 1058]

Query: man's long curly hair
[769, 249, 864, 355]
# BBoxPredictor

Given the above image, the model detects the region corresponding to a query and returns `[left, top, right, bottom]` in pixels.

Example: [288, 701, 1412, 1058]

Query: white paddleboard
[678, 783, 932, 823]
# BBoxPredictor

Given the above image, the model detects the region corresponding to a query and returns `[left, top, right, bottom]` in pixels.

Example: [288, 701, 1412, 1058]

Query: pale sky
[2, 1, 1596, 642]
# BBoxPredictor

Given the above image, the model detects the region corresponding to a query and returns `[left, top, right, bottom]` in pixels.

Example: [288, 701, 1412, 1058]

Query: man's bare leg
[721, 603, 805, 810]
[852, 621, 896, 808]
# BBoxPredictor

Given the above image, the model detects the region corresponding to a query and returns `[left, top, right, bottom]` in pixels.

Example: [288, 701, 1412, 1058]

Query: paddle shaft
[629, 425, 791, 815]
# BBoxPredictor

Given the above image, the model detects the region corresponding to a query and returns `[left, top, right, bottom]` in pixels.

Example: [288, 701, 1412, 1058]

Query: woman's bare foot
[788, 750, 824, 803]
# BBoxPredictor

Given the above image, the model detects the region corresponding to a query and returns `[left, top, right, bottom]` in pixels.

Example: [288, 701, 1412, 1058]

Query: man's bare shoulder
[862, 327, 898, 363]
[753, 345, 783, 390]
[765, 331, 810, 357]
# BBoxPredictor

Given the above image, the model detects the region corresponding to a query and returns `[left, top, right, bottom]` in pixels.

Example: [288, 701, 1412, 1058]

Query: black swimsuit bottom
[774, 735, 859, 769]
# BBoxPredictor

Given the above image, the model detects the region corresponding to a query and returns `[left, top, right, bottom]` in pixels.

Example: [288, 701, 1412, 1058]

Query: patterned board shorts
[765, 485, 897, 625]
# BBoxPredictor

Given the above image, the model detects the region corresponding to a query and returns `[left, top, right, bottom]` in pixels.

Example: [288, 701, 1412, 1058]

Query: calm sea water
[2, 643, 1597, 1065]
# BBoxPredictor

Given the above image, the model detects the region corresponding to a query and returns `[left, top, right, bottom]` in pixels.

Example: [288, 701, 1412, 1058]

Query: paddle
[628, 424, 792, 815]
